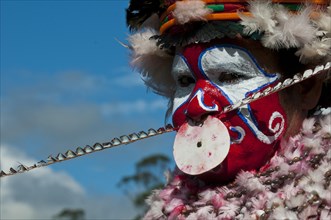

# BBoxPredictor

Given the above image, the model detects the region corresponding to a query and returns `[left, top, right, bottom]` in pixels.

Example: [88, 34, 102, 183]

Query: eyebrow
[200, 47, 261, 77]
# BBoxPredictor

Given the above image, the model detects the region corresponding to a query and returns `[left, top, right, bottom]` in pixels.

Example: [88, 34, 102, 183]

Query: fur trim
[172, 0, 212, 24]
[128, 28, 175, 97]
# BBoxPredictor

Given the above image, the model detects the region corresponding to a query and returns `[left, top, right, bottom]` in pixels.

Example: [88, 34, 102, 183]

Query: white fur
[172, 0, 211, 24]
[128, 28, 175, 97]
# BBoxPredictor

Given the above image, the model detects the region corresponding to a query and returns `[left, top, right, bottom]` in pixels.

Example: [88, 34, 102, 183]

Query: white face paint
[200, 46, 279, 104]
[172, 44, 287, 181]
[172, 46, 280, 113]
[171, 54, 195, 115]
[172, 45, 285, 144]
[200, 46, 284, 144]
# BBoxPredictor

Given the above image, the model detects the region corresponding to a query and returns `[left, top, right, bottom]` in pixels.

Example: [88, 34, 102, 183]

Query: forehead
[173, 45, 261, 76]
[175, 38, 281, 74]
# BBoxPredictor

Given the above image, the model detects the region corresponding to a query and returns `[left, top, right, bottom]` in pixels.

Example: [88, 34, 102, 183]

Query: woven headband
[160, 0, 329, 33]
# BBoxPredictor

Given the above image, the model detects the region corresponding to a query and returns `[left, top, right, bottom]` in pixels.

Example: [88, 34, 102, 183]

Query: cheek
[214, 92, 287, 181]
[196, 92, 286, 183]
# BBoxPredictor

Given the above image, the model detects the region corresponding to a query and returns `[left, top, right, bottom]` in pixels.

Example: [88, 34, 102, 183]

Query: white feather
[218, 201, 240, 218]
[314, 8, 331, 35]
[301, 117, 316, 136]
[245, 0, 276, 33]
[129, 28, 175, 98]
[285, 194, 305, 209]
[144, 200, 165, 219]
[240, 1, 331, 63]
[262, 7, 316, 49]
[196, 205, 214, 217]
[165, 198, 183, 213]
[236, 171, 265, 192]
[271, 206, 298, 220]
[283, 7, 316, 46]
[172, 0, 211, 24]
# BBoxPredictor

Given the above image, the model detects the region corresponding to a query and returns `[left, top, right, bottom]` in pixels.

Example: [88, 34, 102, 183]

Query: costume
[126, 0, 330, 219]
[144, 111, 331, 219]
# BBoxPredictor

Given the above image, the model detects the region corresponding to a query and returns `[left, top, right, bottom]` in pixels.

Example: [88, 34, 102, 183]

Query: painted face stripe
[181, 44, 208, 79]
[191, 88, 219, 111]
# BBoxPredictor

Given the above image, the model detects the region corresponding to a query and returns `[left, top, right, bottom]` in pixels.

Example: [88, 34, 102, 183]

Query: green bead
[207, 4, 225, 12]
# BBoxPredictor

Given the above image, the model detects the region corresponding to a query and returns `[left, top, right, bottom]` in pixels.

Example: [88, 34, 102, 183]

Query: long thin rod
[1, 62, 329, 178]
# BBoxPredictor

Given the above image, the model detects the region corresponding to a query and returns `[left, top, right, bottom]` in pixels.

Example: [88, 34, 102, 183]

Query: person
[126, 0, 330, 219]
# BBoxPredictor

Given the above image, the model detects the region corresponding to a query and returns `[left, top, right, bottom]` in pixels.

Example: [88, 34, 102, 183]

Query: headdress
[127, 0, 330, 99]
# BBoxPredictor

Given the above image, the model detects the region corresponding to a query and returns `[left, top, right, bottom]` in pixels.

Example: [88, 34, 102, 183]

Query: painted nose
[186, 87, 220, 122]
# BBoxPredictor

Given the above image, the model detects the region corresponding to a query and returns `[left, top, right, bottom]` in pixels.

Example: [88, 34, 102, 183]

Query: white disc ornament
[173, 116, 230, 175]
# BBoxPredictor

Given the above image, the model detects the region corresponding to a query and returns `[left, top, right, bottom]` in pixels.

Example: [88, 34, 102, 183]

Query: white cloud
[0, 68, 168, 219]
[101, 99, 167, 116]
[112, 67, 145, 87]
[0, 145, 85, 219]
[0, 145, 138, 219]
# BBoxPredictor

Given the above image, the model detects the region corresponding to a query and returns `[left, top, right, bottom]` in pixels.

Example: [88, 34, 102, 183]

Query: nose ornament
[173, 116, 230, 175]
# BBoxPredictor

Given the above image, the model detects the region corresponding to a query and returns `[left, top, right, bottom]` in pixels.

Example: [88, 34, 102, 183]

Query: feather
[314, 6, 331, 35]
[198, 189, 217, 202]
[262, 7, 316, 49]
[251, 194, 268, 210]
[218, 200, 240, 218]
[319, 114, 331, 138]
[235, 171, 265, 192]
[196, 205, 214, 217]
[301, 117, 316, 136]
[144, 200, 165, 219]
[172, 0, 212, 24]
[165, 198, 184, 213]
[271, 206, 298, 220]
[128, 28, 175, 98]
[285, 194, 305, 209]
[320, 208, 331, 219]
[239, 1, 330, 63]
[298, 206, 318, 220]
[239, 0, 276, 34]
[145, 189, 161, 205]
[307, 168, 324, 183]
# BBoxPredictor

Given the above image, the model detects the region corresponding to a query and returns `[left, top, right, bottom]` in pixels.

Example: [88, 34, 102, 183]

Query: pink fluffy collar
[145, 112, 331, 219]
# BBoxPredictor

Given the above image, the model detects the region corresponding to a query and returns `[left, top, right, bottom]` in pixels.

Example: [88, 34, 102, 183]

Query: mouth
[173, 116, 231, 175]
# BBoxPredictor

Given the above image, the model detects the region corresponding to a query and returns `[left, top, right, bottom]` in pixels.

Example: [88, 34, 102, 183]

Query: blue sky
[1, 0, 175, 219]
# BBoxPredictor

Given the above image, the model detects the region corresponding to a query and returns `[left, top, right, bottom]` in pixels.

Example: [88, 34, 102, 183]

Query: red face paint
[172, 43, 287, 183]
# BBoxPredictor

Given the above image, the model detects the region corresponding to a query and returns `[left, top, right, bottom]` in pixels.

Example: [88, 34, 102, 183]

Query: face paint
[172, 43, 287, 183]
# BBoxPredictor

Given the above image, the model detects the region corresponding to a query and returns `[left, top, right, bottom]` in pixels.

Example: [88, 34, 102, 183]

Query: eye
[218, 72, 248, 84]
[177, 75, 195, 87]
